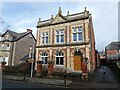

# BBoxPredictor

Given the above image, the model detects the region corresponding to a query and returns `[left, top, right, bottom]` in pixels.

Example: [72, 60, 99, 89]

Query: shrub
[36, 61, 42, 64]
[47, 61, 54, 64]
[1, 62, 6, 64]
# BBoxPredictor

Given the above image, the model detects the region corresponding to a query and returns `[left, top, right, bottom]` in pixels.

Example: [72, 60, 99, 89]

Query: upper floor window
[56, 29, 64, 43]
[72, 27, 83, 42]
[41, 32, 49, 44]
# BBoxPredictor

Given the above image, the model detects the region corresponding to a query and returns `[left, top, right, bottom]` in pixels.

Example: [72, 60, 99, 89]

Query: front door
[74, 56, 81, 70]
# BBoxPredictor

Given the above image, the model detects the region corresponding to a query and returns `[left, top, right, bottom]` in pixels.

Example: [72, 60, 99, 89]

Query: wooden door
[74, 56, 81, 70]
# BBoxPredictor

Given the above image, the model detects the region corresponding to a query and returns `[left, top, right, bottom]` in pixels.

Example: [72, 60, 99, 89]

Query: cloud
[1, 2, 118, 51]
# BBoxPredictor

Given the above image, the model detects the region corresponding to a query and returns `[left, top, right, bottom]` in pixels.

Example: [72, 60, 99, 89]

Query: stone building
[36, 7, 96, 73]
[0, 29, 36, 66]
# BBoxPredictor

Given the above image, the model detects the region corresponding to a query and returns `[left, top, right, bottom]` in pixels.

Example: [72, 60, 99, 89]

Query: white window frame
[41, 52, 48, 64]
[41, 32, 49, 45]
[55, 51, 64, 66]
[55, 29, 64, 44]
[72, 27, 83, 42]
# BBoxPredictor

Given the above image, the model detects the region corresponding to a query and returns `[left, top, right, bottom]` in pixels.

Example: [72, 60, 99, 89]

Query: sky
[0, 1, 119, 51]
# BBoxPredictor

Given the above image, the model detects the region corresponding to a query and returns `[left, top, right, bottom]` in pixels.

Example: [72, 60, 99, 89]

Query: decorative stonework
[36, 7, 96, 73]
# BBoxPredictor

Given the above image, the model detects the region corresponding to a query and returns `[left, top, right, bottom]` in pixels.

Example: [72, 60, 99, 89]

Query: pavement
[2, 75, 120, 89]
[2, 75, 71, 87]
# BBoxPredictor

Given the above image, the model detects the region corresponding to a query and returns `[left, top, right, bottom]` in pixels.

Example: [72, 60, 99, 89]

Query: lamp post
[29, 36, 34, 78]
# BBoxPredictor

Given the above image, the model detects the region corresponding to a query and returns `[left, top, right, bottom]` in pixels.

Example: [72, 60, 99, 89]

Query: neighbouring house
[105, 41, 120, 62]
[36, 7, 96, 74]
[0, 29, 36, 66]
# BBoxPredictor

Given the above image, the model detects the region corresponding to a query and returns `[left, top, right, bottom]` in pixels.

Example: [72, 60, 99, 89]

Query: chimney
[27, 29, 32, 33]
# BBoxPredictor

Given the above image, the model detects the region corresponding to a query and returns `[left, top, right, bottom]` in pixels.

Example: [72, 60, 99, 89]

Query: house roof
[105, 41, 120, 50]
[37, 7, 91, 28]
[1, 30, 36, 42]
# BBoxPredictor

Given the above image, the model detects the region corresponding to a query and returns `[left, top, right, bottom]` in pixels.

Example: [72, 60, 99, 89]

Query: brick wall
[107, 50, 118, 55]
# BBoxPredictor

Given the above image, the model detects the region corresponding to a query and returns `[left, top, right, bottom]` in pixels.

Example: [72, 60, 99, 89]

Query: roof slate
[2, 30, 31, 41]
[106, 41, 120, 50]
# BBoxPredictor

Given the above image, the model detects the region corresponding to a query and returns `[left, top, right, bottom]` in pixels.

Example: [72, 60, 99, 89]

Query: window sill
[72, 41, 83, 43]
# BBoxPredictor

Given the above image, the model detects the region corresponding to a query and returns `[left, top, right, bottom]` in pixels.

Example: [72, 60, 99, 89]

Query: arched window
[55, 51, 64, 65]
[41, 52, 48, 64]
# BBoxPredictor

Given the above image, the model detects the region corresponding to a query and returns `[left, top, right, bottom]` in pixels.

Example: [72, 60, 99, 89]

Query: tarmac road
[2, 79, 69, 89]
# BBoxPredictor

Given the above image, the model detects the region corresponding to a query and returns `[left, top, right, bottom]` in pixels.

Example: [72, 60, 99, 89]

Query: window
[56, 29, 64, 43]
[73, 33, 77, 41]
[6, 43, 10, 50]
[1, 43, 4, 50]
[55, 51, 64, 65]
[41, 32, 49, 44]
[72, 27, 83, 42]
[41, 52, 48, 64]
[5, 57, 8, 66]
[29, 47, 32, 58]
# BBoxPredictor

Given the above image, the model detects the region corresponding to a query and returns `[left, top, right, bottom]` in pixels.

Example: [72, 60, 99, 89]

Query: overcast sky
[0, 1, 118, 51]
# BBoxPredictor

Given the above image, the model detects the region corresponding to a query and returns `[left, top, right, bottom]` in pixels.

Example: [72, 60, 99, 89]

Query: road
[2, 79, 69, 89]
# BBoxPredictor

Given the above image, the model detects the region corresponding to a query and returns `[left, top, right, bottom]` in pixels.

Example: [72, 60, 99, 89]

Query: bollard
[23, 73, 26, 80]
[64, 74, 67, 85]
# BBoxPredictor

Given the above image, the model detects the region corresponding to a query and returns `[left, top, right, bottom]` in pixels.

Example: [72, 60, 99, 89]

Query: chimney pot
[27, 29, 32, 33]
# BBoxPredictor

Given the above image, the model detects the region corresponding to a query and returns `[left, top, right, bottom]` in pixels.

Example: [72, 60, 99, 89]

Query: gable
[4, 32, 12, 39]
[51, 14, 66, 24]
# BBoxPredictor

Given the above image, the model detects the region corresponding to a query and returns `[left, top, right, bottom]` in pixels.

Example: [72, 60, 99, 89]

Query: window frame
[41, 32, 49, 45]
[55, 29, 64, 44]
[55, 51, 64, 66]
[72, 26, 83, 42]
[41, 52, 48, 64]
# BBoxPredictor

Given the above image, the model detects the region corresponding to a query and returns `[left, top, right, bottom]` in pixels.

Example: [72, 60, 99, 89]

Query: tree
[0, 17, 13, 33]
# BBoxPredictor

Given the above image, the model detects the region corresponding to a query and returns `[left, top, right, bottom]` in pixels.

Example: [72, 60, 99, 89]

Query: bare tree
[0, 17, 13, 33]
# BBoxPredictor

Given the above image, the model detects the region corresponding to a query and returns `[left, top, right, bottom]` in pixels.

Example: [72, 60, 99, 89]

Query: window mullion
[76, 33, 78, 41]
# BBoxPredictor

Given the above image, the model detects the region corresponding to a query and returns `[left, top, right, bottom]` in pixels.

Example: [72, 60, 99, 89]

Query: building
[105, 41, 120, 61]
[0, 29, 36, 66]
[36, 7, 96, 73]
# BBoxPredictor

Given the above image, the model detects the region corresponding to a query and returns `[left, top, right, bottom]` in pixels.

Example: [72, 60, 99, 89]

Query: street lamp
[29, 36, 34, 78]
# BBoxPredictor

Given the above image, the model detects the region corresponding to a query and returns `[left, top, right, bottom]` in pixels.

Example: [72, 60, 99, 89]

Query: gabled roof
[37, 7, 91, 28]
[1, 30, 36, 42]
[105, 41, 120, 50]
[2, 30, 18, 37]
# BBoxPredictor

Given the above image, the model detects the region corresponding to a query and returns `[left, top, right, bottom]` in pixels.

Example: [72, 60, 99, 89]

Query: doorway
[74, 50, 82, 71]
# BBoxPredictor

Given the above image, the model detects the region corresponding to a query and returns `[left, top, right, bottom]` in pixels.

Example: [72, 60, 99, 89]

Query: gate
[94, 65, 118, 82]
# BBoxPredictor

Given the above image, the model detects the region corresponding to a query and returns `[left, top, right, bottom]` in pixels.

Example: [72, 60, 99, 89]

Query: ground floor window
[41, 52, 48, 64]
[56, 51, 64, 65]
[5, 57, 8, 66]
